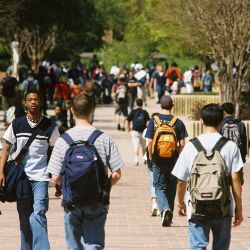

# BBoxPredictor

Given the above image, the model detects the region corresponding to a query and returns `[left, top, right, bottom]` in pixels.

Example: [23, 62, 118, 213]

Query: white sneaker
[151, 203, 158, 217]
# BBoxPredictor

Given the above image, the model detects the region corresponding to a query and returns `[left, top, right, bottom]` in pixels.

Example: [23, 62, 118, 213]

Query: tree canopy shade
[0, 0, 105, 71]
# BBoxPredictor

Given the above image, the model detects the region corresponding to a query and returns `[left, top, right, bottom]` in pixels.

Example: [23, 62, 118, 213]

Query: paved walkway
[0, 98, 249, 249]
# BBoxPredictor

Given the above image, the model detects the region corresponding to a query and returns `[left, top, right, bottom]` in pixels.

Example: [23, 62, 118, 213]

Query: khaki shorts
[131, 130, 146, 151]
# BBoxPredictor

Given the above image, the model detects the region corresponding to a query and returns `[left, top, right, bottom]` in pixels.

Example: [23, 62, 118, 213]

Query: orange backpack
[152, 115, 178, 160]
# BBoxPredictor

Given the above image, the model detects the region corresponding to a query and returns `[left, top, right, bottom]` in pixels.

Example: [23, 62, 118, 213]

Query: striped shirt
[47, 126, 124, 175]
[4, 116, 60, 181]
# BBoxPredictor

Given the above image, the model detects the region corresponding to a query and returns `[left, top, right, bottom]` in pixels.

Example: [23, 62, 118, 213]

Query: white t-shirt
[183, 70, 192, 83]
[172, 132, 243, 219]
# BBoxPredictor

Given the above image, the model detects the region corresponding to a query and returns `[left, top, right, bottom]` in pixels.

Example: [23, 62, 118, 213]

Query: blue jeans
[17, 181, 50, 250]
[64, 202, 108, 250]
[156, 85, 165, 102]
[147, 161, 156, 198]
[189, 217, 232, 250]
[153, 161, 177, 213]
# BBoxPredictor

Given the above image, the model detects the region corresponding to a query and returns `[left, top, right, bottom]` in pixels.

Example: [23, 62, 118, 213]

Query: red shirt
[54, 82, 71, 99]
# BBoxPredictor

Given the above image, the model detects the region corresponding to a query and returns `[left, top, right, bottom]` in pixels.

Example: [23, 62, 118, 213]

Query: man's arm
[176, 179, 187, 216]
[148, 139, 153, 160]
[127, 120, 131, 131]
[178, 139, 185, 154]
[231, 172, 243, 226]
[0, 141, 12, 189]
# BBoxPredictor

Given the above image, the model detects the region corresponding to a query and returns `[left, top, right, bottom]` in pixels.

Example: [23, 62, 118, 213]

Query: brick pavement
[0, 98, 249, 250]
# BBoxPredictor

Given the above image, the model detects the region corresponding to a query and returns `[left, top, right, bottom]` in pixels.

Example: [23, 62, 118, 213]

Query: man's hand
[0, 171, 5, 190]
[55, 184, 62, 197]
[177, 202, 186, 216]
[233, 208, 243, 227]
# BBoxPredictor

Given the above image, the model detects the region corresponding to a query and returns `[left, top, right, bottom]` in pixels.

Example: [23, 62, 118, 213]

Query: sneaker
[151, 204, 158, 217]
[117, 124, 121, 131]
[161, 209, 173, 227]
[133, 162, 139, 166]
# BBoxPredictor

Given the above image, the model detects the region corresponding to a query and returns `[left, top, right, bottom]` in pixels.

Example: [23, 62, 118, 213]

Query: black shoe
[161, 209, 173, 227]
[117, 124, 121, 130]
[121, 128, 125, 131]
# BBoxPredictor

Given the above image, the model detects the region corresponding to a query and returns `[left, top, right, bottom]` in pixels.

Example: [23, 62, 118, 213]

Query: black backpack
[27, 79, 37, 92]
[170, 69, 178, 81]
[132, 109, 148, 132]
[156, 73, 166, 86]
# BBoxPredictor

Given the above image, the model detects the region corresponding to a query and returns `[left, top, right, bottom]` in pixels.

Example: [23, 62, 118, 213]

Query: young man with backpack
[220, 102, 247, 184]
[165, 62, 182, 92]
[22, 70, 39, 95]
[112, 75, 128, 131]
[127, 99, 150, 166]
[47, 93, 123, 250]
[172, 104, 243, 250]
[145, 95, 188, 227]
[0, 90, 60, 250]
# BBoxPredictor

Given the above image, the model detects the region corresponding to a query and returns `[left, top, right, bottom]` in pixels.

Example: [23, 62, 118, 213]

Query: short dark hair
[171, 62, 178, 67]
[24, 90, 41, 100]
[136, 98, 143, 107]
[72, 93, 94, 119]
[201, 103, 223, 127]
[221, 102, 234, 115]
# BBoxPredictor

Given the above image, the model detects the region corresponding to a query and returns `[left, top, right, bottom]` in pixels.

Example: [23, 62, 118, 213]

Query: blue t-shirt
[145, 114, 188, 141]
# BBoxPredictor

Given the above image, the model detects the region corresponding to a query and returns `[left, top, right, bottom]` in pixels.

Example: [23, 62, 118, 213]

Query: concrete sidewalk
[0, 98, 249, 249]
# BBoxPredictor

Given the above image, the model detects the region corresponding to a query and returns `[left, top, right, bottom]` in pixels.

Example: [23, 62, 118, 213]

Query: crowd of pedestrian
[0, 55, 247, 250]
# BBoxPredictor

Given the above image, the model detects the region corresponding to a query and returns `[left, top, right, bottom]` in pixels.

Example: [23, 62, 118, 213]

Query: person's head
[194, 65, 199, 70]
[28, 70, 34, 77]
[59, 72, 68, 83]
[221, 102, 234, 115]
[171, 62, 178, 67]
[201, 104, 223, 127]
[160, 95, 173, 110]
[136, 98, 143, 107]
[156, 65, 163, 72]
[24, 90, 42, 113]
[129, 70, 134, 78]
[72, 93, 94, 120]
[54, 106, 62, 116]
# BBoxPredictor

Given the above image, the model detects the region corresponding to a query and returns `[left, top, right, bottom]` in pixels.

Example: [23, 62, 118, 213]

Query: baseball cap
[160, 95, 173, 109]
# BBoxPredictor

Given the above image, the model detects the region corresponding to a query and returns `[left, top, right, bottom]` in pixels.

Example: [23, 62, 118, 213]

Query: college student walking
[145, 95, 188, 227]
[0, 90, 60, 250]
[172, 104, 243, 249]
[47, 93, 123, 249]
[127, 99, 150, 166]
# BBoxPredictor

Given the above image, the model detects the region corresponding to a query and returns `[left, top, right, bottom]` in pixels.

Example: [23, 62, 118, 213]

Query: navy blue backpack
[61, 130, 111, 207]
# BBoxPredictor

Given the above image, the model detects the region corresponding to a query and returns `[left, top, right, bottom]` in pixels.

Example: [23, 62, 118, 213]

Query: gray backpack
[189, 137, 230, 220]
[222, 119, 241, 147]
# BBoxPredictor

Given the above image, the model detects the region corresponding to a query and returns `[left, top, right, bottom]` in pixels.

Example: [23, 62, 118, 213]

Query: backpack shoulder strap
[153, 115, 162, 127]
[61, 133, 75, 146]
[212, 136, 229, 152]
[87, 130, 103, 145]
[190, 137, 204, 152]
[168, 116, 178, 127]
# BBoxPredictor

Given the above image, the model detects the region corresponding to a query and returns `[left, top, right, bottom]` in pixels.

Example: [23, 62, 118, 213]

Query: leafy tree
[0, 0, 105, 71]
[182, 0, 250, 117]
